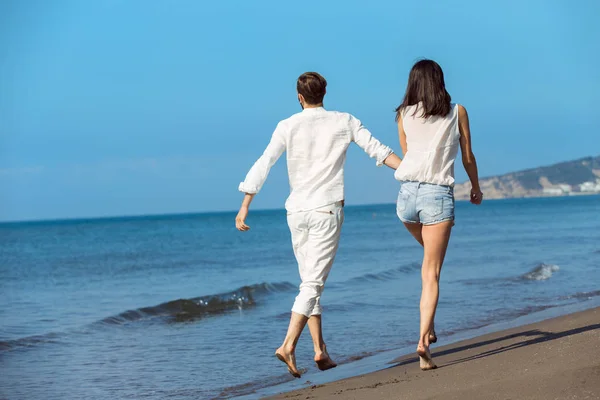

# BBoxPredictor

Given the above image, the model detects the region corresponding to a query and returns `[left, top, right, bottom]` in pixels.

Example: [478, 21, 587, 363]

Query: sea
[1, 195, 599, 400]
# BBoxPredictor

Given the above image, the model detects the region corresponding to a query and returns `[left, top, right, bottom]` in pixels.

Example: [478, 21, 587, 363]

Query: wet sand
[266, 307, 600, 400]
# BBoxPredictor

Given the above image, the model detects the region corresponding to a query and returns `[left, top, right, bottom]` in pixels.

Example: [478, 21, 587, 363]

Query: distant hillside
[454, 155, 600, 200]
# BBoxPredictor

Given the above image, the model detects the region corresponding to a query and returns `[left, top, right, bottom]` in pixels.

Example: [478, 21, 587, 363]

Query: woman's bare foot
[314, 345, 337, 371]
[429, 329, 437, 344]
[416, 344, 437, 371]
[275, 347, 301, 378]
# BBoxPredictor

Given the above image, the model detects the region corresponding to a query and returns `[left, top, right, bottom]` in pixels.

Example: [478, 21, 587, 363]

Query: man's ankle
[314, 344, 327, 354]
[280, 342, 296, 353]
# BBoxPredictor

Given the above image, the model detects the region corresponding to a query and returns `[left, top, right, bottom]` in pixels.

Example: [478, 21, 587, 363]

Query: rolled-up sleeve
[238, 123, 286, 194]
[349, 115, 394, 166]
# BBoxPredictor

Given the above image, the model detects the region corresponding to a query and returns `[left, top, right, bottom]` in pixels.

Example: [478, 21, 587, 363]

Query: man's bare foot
[314, 346, 337, 371]
[416, 344, 437, 371]
[275, 347, 301, 378]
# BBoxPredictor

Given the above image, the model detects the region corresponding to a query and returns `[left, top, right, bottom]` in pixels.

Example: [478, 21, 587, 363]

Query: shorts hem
[398, 216, 419, 224]
[422, 216, 454, 226]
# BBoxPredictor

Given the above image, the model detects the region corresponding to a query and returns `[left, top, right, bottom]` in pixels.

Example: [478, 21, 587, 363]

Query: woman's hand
[458, 105, 482, 205]
[470, 188, 483, 205]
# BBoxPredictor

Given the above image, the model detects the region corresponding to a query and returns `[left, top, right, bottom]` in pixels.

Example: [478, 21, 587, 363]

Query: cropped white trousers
[287, 201, 344, 317]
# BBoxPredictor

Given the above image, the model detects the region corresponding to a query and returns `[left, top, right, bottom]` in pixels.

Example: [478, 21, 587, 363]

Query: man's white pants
[287, 202, 344, 317]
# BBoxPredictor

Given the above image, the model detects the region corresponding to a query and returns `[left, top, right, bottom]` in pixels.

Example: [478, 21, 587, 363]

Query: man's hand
[383, 153, 402, 170]
[235, 206, 251, 231]
[235, 193, 255, 231]
[470, 188, 483, 205]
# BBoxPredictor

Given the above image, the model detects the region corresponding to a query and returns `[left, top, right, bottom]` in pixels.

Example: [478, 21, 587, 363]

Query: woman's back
[394, 102, 460, 186]
[393, 59, 482, 372]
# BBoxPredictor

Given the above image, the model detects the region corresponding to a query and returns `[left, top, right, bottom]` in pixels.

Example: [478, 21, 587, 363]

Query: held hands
[235, 206, 251, 231]
[470, 188, 483, 205]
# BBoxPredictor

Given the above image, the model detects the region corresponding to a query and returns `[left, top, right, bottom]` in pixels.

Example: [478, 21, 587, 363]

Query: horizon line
[0, 202, 395, 226]
[2, 194, 594, 225]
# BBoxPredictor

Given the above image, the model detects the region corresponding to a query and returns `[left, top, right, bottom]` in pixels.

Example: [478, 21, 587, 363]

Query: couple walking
[235, 60, 482, 375]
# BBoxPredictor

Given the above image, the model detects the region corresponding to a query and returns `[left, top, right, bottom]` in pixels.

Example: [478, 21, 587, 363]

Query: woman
[394, 59, 482, 370]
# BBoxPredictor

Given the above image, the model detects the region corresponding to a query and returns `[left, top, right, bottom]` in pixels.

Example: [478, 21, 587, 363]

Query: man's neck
[303, 103, 323, 109]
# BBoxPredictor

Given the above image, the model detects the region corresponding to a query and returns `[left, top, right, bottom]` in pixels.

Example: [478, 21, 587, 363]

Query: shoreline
[233, 300, 600, 399]
[263, 305, 600, 400]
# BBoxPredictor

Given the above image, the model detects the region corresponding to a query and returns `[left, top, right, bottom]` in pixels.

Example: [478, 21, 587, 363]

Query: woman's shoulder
[455, 104, 467, 119]
[400, 103, 421, 118]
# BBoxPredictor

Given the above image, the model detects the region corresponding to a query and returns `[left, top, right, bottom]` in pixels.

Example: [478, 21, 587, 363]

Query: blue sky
[1, 0, 599, 221]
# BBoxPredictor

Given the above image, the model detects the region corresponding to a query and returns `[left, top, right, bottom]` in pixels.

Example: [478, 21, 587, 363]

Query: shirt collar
[302, 106, 325, 113]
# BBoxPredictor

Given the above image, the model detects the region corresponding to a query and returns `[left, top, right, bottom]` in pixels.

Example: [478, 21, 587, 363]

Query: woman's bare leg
[403, 222, 424, 246]
[403, 222, 436, 343]
[417, 220, 453, 370]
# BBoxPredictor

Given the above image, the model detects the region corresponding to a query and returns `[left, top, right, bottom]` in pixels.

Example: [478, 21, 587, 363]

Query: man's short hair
[297, 72, 327, 105]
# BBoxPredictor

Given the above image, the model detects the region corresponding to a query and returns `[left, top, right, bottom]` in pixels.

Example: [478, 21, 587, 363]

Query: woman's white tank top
[394, 102, 460, 187]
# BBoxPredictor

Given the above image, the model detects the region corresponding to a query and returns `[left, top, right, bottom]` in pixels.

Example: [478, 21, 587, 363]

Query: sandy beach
[266, 307, 600, 400]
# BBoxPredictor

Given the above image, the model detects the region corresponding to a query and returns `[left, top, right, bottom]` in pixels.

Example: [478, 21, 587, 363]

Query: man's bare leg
[275, 312, 308, 378]
[307, 314, 337, 370]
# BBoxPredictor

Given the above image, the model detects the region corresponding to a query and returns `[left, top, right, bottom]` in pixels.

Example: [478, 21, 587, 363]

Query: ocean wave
[520, 263, 559, 281]
[342, 262, 421, 285]
[558, 290, 600, 301]
[100, 281, 296, 325]
[1, 282, 296, 352]
[461, 263, 561, 286]
[0, 332, 63, 352]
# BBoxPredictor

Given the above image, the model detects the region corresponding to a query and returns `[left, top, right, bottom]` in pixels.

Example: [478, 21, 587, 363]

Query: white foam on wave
[522, 263, 560, 281]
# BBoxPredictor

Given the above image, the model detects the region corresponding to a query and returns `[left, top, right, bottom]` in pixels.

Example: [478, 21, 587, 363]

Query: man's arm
[383, 153, 402, 169]
[236, 124, 286, 231]
[349, 115, 401, 170]
[235, 193, 255, 231]
[238, 124, 286, 194]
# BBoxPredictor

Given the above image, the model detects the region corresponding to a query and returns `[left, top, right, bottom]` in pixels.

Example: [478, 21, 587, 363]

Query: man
[235, 72, 401, 377]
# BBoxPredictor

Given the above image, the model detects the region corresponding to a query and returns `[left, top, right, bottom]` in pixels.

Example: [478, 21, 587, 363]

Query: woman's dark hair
[395, 59, 451, 120]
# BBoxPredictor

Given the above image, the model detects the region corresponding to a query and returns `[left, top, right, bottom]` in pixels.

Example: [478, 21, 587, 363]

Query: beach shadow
[387, 323, 600, 369]
[443, 323, 600, 367]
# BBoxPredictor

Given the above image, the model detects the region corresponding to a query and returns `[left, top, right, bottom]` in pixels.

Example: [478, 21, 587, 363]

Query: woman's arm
[457, 105, 483, 205]
[397, 115, 408, 156]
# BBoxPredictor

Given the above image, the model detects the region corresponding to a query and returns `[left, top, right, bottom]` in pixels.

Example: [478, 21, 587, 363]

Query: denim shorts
[396, 181, 455, 225]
